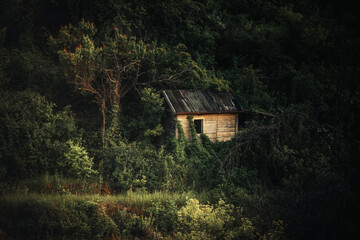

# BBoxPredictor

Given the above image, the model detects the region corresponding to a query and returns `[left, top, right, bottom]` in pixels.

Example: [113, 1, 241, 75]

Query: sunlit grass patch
[0, 191, 193, 209]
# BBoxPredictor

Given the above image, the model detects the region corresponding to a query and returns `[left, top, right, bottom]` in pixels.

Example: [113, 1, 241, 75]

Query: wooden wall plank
[176, 113, 238, 142]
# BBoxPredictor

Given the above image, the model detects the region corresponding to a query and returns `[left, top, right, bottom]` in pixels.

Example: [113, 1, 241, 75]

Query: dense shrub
[148, 199, 178, 232]
[176, 198, 257, 239]
[103, 141, 174, 192]
[0, 197, 115, 239]
[0, 90, 77, 180]
[127, 88, 165, 142]
[61, 140, 98, 180]
[166, 117, 221, 191]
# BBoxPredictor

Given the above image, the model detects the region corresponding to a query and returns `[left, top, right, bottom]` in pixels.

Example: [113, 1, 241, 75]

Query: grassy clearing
[0, 174, 199, 214]
[0, 191, 193, 209]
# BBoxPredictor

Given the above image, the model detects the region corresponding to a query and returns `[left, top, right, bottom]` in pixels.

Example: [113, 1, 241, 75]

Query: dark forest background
[0, 0, 359, 239]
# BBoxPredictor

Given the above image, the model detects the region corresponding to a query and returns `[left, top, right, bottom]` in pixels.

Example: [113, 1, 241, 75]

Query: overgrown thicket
[1, 0, 359, 239]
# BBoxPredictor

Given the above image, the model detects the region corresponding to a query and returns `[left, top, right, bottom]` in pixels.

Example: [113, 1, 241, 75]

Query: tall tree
[49, 20, 202, 148]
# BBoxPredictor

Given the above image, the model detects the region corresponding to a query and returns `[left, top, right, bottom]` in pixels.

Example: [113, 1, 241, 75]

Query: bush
[61, 140, 98, 179]
[103, 141, 175, 192]
[0, 90, 77, 180]
[168, 117, 220, 191]
[148, 199, 178, 232]
[0, 196, 118, 239]
[127, 88, 165, 142]
[176, 198, 256, 240]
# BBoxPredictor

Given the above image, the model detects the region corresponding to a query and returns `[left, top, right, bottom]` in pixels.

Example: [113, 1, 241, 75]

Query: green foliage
[261, 220, 285, 240]
[219, 65, 275, 111]
[169, 120, 187, 161]
[1, 1, 360, 239]
[123, 213, 153, 238]
[186, 116, 217, 189]
[0, 90, 77, 179]
[0, 192, 191, 239]
[62, 140, 98, 179]
[0, 193, 283, 239]
[103, 141, 175, 192]
[167, 117, 221, 190]
[187, 116, 212, 160]
[128, 88, 165, 141]
[148, 199, 178, 232]
[0, 173, 101, 195]
[49, 19, 229, 148]
[0, 197, 115, 239]
[0, 27, 9, 87]
[176, 198, 258, 239]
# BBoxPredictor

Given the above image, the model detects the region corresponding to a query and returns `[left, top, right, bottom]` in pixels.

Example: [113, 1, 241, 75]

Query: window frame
[193, 119, 203, 134]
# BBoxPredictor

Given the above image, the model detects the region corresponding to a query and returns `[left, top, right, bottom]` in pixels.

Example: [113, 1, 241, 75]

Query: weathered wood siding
[176, 114, 238, 142]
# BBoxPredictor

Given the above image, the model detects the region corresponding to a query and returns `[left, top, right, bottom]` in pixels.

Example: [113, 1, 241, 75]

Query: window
[194, 119, 203, 134]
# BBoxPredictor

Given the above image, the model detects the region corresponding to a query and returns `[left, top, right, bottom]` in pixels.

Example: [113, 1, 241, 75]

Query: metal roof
[162, 90, 243, 115]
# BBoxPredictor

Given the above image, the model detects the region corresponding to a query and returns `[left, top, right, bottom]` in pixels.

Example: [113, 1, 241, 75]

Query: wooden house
[162, 90, 244, 142]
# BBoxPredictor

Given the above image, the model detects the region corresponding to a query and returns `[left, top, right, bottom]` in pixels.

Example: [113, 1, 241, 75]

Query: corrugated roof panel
[162, 90, 243, 114]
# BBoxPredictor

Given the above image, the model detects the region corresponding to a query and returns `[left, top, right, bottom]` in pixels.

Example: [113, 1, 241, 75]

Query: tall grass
[0, 191, 193, 209]
[0, 173, 198, 208]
